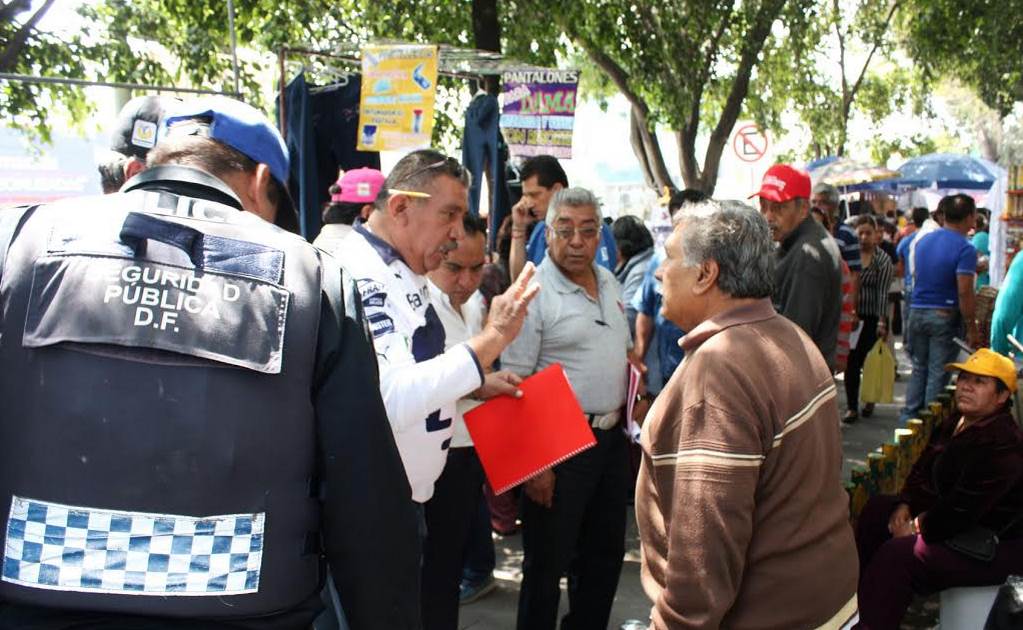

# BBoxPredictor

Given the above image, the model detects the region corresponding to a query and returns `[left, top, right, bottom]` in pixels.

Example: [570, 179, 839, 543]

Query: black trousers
[421, 447, 485, 630]
[846, 315, 880, 413]
[516, 428, 628, 630]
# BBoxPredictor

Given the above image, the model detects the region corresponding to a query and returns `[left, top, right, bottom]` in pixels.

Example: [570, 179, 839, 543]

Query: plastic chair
[940, 585, 1000, 630]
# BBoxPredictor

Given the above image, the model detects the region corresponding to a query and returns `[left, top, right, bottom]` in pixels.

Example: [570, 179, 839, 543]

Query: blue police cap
[162, 96, 290, 187]
[161, 96, 299, 233]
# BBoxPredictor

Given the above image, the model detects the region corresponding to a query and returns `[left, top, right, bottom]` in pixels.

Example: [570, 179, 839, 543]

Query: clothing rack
[276, 46, 491, 141]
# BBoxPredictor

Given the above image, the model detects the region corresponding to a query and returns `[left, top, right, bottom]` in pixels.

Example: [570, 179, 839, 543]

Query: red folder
[465, 363, 596, 494]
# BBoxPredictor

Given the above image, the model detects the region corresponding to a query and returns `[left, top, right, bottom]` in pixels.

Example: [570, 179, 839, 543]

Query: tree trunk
[629, 106, 672, 191]
[630, 108, 656, 189]
[675, 129, 701, 191]
[676, 0, 787, 196]
[978, 125, 1001, 164]
[471, 0, 501, 94]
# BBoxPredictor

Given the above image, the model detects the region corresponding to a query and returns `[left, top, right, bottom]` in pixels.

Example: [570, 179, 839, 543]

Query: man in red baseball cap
[751, 164, 843, 370]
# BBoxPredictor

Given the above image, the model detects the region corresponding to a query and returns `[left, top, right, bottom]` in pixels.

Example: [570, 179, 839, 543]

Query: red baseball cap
[748, 164, 811, 203]
[332, 168, 385, 203]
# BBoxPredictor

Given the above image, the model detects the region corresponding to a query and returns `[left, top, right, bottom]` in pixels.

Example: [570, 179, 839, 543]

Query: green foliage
[901, 0, 1023, 115]
[769, 0, 917, 159]
[867, 132, 940, 166]
[1, 3, 95, 142]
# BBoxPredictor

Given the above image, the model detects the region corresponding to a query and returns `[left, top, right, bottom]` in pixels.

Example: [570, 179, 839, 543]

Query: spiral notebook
[465, 363, 596, 495]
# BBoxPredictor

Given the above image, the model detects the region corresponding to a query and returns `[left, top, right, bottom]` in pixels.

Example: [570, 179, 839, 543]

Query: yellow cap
[946, 348, 1018, 392]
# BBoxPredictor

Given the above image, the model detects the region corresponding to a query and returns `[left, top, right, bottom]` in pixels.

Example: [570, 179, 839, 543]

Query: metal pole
[227, 0, 241, 96]
[0, 73, 238, 97]
[278, 49, 287, 140]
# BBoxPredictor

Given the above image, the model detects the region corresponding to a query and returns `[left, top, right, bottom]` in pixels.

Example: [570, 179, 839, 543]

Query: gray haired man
[504, 187, 638, 630]
[637, 200, 858, 629]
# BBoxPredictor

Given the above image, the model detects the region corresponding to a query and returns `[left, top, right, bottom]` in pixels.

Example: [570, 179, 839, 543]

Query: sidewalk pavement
[460, 340, 938, 629]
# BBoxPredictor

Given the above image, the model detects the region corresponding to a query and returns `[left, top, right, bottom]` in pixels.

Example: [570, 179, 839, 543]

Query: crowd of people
[0, 92, 1021, 630]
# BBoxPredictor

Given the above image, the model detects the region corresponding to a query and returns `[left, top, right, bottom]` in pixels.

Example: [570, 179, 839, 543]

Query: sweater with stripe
[636, 298, 858, 629]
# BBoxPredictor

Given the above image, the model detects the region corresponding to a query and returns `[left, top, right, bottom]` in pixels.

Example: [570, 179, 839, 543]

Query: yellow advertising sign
[357, 44, 439, 151]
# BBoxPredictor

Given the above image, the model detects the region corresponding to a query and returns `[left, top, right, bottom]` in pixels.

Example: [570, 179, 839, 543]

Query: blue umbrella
[806, 155, 839, 171]
[894, 153, 997, 190]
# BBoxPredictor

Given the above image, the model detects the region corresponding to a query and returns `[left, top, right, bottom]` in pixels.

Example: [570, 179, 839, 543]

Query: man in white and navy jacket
[337, 148, 538, 506]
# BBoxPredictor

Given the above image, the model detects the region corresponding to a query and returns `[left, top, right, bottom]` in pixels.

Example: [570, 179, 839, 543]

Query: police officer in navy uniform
[0, 97, 420, 629]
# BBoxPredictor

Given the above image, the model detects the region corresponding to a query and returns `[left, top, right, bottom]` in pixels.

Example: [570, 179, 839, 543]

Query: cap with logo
[332, 168, 385, 204]
[111, 96, 176, 160]
[161, 96, 299, 234]
[748, 164, 812, 203]
[946, 348, 1018, 393]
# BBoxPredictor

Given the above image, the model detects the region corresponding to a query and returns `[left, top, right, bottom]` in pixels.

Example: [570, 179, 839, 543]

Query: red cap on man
[748, 164, 812, 203]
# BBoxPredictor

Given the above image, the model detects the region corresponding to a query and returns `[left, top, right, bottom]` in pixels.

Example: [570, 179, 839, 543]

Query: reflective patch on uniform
[2, 496, 264, 596]
[364, 292, 387, 308]
[356, 279, 387, 308]
[367, 311, 395, 337]
[23, 255, 290, 373]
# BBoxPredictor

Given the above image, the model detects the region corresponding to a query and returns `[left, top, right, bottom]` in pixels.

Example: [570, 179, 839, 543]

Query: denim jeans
[461, 492, 496, 585]
[900, 308, 963, 421]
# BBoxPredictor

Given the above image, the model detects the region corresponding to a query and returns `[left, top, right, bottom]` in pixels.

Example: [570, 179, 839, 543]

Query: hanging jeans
[282, 72, 380, 240]
[462, 94, 512, 251]
[462, 93, 500, 218]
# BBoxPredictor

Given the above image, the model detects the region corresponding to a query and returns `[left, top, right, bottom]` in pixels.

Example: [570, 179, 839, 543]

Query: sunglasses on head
[388, 156, 465, 199]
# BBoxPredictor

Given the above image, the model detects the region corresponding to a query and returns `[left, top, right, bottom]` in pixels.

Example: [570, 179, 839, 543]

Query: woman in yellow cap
[854, 348, 1023, 629]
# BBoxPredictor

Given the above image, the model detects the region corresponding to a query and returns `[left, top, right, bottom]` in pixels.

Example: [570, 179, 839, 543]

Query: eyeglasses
[552, 226, 600, 241]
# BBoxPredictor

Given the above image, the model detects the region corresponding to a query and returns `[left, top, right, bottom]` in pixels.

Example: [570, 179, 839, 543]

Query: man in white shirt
[337, 148, 538, 505]
[420, 213, 491, 630]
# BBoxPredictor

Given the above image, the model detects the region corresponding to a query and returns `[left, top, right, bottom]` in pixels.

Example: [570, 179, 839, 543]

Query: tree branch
[834, 0, 848, 104]
[847, 0, 901, 102]
[630, 107, 656, 188]
[0, 0, 31, 25]
[0, 0, 56, 72]
[701, 0, 787, 192]
[570, 28, 671, 190]
[682, 3, 735, 184]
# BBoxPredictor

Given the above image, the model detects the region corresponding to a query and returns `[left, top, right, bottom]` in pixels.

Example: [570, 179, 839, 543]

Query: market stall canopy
[290, 42, 555, 78]
[894, 153, 997, 190]
[808, 157, 901, 188]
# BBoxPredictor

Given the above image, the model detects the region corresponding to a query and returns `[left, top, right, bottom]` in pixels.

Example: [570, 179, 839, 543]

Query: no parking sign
[733, 124, 768, 163]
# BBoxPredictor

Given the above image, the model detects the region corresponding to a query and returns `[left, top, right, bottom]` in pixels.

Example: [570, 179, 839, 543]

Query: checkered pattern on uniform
[2, 496, 264, 596]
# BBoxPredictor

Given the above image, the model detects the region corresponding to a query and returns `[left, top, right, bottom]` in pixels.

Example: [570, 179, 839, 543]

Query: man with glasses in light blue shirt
[504, 187, 638, 630]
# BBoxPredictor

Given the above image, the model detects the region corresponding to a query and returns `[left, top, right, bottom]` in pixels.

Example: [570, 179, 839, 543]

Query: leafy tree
[901, 0, 1023, 116]
[768, 0, 912, 159]
[1, 0, 95, 141]
[937, 81, 1023, 166]
[543, 0, 808, 194]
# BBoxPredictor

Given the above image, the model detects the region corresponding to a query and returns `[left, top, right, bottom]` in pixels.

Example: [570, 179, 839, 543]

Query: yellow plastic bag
[860, 339, 895, 404]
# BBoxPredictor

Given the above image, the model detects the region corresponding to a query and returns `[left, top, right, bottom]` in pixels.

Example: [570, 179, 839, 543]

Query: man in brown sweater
[636, 200, 859, 629]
